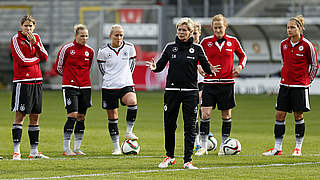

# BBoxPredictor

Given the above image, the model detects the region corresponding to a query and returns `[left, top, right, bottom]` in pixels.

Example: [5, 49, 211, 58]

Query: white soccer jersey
[97, 41, 137, 89]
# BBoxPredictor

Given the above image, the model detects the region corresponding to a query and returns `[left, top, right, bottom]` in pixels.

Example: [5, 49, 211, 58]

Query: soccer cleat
[158, 156, 176, 168]
[183, 161, 198, 169]
[112, 149, 121, 155]
[194, 145, 201, 152]
[62, 149, 76, 156]
[218, 147, 225, 156]
[195, 148, 208, 156]
[208, 132, 213, 137]
[74, 150, 86, 155]
[0, 156, 3, 160]
[292, 148, 302, 156]
[28, 152, 49, 159]
[12, 153, 21, 160]
[125, 132, 139, 140]
[262, 148, 283, 156]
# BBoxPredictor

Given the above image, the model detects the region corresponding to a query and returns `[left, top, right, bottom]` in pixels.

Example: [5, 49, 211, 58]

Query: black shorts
[201, 83, 235, 110]
[11, 82, 42, 114]
[102, 86, 135, 110]
[276, 85, 310, 113]
[63, 87, 91, 114]
[198, 82, 204, 91]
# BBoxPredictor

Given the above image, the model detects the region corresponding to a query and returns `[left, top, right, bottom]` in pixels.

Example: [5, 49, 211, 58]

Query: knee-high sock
[274, 120, 285, 151]
[74, 120, 85, 152]
[12, 124, 23, 153]
[295, 119, 305, 149]
[63, 117, 76, 151]
[200, 118, 210, 149]
[108, 119, 120, 151]
[126, 105, 137, 133]
[221, 118, 232, 147]
[28, 125, 40, 155]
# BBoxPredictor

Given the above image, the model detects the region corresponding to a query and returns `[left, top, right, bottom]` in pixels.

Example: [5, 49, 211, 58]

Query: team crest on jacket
[67, 98, 72, 105]
[283, 44, 288, 50]
[85, 51, 89, 56]
[227, 42, 232, 46]
[70, 50, 75, 55]
[107, 52, 112, 59]
[207, 42, 213, 47]
[299, 46, 304, 51]
[189, 47, 195, 53]
[172, 47, 178, 52]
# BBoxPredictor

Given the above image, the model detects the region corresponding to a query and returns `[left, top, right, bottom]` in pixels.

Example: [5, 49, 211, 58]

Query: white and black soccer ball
[121, 139, 140, 155]
[207, 135, 218, 151]
[222, 138, 241, 155]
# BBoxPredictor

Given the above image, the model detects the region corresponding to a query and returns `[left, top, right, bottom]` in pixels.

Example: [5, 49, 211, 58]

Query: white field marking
[2, 153, 320, 161]
[9, 161, 320, 180]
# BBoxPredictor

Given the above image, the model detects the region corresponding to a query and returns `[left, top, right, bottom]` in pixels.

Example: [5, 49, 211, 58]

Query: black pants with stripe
[163, 90, 198, 163]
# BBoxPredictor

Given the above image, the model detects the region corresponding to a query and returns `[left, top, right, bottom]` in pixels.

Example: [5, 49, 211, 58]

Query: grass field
[0, 90, 320, 179]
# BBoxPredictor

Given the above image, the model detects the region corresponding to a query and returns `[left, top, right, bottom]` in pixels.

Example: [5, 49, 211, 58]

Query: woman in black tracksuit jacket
[146, 17, 218, 169]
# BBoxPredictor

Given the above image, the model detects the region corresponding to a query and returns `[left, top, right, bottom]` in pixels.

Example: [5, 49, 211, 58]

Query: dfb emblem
[20, 104, 25, 111]
[189, 47, 195, 53]
[70, 50, 76, 55]
[67, 98, 72, 106]
[227, 42, 232, 46]
[102, 101, 107, 108]
[283, 44, 288, 50]
[172, 47, 178, 52]
[85, 51, 89, 56]
[107, 52, 112, 59]
[208, 42, 213, 47]
[299, 46, 304, 51]
[164, 104, 167, 111]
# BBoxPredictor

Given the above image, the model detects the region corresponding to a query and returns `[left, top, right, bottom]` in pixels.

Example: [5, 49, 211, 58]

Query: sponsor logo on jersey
[20, 104, 25, 111]
[172, 47, 178, 52]
[85, 51, 89, 56]
[187, 56, 195, 59]
[296, 53, 304, 56]
[227, 41, 232, 46]
[70, 50, 76, 55]
[226, 49, 232, 52]
[207, 42, 213, 47]
[85, 58, 89, 60]
[299, 46, 304, 51]
[283, 44, 288, 50]
[189, 47, 194, 53]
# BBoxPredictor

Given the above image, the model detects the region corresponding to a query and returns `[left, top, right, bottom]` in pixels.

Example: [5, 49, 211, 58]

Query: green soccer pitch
[0, 90, 320, 179]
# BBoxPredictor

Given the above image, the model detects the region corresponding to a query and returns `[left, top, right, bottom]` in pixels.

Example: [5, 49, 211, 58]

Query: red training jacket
[280, 35, 318, 87]
[10, 31, 48, 83]
[200, 34, 247, 84]
[56, 40, 94, 89]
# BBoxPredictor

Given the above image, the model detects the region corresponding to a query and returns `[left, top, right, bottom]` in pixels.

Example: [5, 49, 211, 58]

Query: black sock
[64, 117, 76, 140]
[28, 125, 40, 150]
[12, 124, 23, 151]
[200, 118, 210, 135]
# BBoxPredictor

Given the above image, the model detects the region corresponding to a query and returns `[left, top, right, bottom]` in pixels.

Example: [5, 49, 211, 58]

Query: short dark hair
[20, 15, 36, 26]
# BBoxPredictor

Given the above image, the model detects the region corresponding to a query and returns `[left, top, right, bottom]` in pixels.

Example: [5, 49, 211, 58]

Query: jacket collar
[287, 34, 304, 46]
[73, 39, 85, 48]
[18, 31, 29, 42]
[175, 36, 193, 48]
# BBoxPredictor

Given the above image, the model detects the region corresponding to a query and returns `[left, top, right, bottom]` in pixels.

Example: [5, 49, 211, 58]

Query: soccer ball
[121, 139, 140, 155]
[222, 138, 241, 155]
[207, 135, 218, 151]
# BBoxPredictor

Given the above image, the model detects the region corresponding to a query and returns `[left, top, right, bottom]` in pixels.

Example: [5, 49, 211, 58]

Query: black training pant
[163, 90, 198, 163]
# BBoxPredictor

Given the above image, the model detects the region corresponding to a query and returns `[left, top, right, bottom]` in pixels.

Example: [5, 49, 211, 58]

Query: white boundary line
[1, 153, 320, 161]
[9, 161, 320, 180]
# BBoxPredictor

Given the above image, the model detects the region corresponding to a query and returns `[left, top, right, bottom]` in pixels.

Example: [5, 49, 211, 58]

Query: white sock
[126, 121, 134, 134]
[200, 135, 208, 149]
[63, 140, 71, 152]
[13, 143, 20, 154]
[30, 145, 38, 155]
[74, 133, 84, 152]
[112, 135, 120, 151]
[295, 137, 304, 149]
[195, 134, 200, 146]
[221, 136, 228, 148]
[274, 138, 283, 151]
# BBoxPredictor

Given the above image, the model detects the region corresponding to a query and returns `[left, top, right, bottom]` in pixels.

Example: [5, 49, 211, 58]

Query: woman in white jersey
[97, 24, 138, 155]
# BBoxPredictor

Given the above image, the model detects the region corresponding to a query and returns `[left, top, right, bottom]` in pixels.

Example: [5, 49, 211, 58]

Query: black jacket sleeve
[153, 44, 170, 73]
[198, 45, 212, 74]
